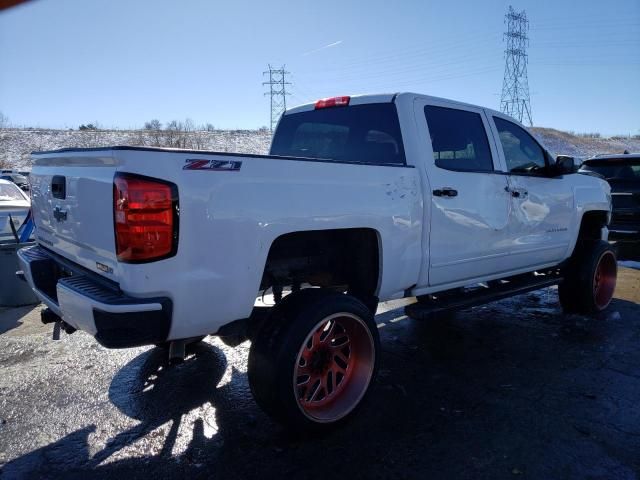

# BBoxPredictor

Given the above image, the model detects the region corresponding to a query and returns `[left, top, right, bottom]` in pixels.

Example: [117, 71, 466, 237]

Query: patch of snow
[0, 128, 273, 169]
[531, 127, 640, 161]
[607, 311, 622, 321]
[2, 127, 639, 170]
[618, 260, 640, 270]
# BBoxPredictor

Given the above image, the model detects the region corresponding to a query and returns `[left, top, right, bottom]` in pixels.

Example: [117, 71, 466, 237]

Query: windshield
[0, 174, 27, 184]
[270, 103, 406, 165]
[12, 174, 28, 184]
[0, 182, 27, 201]
[581, 161, 640, 180]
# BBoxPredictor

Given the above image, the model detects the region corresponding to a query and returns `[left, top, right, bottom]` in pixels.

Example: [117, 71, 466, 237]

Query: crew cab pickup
[580, 153, 640, 250]
[19, 93, 615, 430]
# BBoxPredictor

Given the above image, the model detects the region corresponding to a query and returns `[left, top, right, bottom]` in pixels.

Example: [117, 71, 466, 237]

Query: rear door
[414, 98, 512, 287]
[488, 114, 573, 269]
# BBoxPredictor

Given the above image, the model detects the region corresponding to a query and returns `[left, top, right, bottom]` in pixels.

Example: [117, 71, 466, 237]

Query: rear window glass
[0, 183, 26, 201]
[270, 103, 406, 165]
[425, 106, 494, 172]
[581, 161, 640, 180]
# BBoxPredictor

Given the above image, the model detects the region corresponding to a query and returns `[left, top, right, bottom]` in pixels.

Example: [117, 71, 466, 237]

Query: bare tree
[128, 130, 150, 147]
[144, 119, 162, 131]
[143, 119, 163, 146]
[183, 118, 196, 149]
[136, 118, 218, 150]
[0, 153, 10, 170]
[0, 111, 8, 129]
[165, 120, 181, 148]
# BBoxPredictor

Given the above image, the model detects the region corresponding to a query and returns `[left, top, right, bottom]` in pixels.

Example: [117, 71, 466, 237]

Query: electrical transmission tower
[500, 6, 533, 126]
[263, 65, 291, 132]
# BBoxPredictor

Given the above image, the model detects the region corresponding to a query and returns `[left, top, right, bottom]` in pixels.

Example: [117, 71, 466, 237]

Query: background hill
[0, 128, 273, 170]
[531, 128, 640, 160]
[1, 126, 638, 170]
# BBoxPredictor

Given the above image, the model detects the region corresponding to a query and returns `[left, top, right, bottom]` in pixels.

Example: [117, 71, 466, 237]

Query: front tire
[248, 289, 379, 431]
[559, 240, 617, 314]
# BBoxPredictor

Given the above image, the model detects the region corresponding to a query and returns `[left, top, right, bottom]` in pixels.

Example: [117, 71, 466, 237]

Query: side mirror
[554, 155, 576, 175]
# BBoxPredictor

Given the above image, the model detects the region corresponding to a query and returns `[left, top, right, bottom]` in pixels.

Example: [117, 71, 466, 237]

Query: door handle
[505, 186, 528, 198]
[51, 175, 66, 200]
[433, 188, 458, 198]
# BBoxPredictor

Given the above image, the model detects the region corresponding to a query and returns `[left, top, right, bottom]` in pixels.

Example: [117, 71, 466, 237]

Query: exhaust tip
[168, 340, 186, 365]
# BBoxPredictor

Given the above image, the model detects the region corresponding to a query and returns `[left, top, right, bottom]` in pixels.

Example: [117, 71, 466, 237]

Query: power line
[303, 52, 501, 85]
[500, 5, 533, 126]
[296, 34, 500, 78]
[263, 65, 291, 132]
[354, 65, 503, 92]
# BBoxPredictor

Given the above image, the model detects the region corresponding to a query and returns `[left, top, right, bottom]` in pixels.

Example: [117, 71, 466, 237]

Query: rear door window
[424, 106, 494, 172]
[271, 103, 406, 165]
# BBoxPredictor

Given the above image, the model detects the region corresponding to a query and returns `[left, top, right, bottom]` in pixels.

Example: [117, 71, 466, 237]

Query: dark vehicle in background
[580, 153, 640, 257]
[0, 173, 29, 191]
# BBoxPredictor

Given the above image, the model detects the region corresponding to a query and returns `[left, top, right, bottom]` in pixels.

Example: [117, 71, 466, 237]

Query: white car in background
[0, 173, 30, 191]
[0, 178, 30, 242]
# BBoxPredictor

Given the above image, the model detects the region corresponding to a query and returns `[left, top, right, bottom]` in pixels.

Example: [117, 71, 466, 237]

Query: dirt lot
[1, 268, 639, 479]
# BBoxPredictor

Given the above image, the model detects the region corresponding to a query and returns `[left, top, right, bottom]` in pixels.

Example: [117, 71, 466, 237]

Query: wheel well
[260, 228, 380, 304]
[577, 210, 608, 243]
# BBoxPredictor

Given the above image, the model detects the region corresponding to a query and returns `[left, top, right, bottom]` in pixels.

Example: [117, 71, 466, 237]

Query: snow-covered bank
[0, 128, 272, 169]
[619, 261, 640, 271]
[532, 128, 640, 160]
[1, 125, 639, 170]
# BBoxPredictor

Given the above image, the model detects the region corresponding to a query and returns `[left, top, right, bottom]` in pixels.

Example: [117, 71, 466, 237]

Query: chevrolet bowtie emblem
[53, 206, 68, 222]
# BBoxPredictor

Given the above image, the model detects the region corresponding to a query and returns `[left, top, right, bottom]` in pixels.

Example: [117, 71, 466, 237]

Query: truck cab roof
[585, 153, 640, 162]
[284, 92, 508, 120]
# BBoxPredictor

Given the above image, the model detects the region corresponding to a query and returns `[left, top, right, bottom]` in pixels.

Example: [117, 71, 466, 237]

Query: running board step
[405, 275, 563, 320]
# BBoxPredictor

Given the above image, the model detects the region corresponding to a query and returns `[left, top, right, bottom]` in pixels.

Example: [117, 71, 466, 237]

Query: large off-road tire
[248, 289, 379, 432]
[559, 240, 617, 314]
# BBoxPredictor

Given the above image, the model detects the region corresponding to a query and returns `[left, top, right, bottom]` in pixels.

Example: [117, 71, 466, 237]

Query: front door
[414, 99, 512, 287]
[488, 114, 573, 270]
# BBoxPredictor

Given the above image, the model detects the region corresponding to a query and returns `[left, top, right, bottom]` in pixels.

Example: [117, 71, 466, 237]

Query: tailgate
[30, 150, 118, 275]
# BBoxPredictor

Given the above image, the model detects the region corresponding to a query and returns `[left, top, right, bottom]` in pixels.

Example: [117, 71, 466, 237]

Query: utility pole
[263, 65, 291, 132]
[500, 6, 533, 126]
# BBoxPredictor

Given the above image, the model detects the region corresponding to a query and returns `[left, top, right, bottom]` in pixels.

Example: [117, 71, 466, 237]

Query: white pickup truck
[18, 93, 615, 431]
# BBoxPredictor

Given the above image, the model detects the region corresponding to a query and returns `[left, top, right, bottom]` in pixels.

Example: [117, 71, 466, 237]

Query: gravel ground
[0, 268, 639, 479]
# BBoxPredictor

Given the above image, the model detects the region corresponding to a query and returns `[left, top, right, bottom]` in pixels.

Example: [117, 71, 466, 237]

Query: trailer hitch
[41, 308, 76, 338]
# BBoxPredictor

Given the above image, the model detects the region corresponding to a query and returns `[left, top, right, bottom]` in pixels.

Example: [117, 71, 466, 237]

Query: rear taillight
[314, 96, 350, 109]
[113, 173, 178, 263]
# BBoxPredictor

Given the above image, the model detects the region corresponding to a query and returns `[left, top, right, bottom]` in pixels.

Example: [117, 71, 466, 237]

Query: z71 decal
[183, 159, 242, 171]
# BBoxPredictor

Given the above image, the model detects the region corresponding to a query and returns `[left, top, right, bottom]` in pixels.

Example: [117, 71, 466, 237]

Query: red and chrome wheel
[248, 289, 379, 431]
[593, 250, 617, 310]
[294, 313, 375, 423]
[559, 240, 617, 314]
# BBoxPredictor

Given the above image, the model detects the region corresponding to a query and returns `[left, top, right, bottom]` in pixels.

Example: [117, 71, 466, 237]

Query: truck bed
[28, 145, 422, 340]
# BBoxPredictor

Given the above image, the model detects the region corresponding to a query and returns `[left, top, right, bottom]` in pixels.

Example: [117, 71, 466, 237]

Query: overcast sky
[0, 0, 638, 135]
